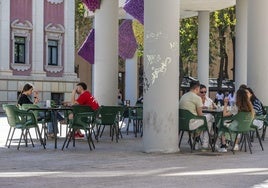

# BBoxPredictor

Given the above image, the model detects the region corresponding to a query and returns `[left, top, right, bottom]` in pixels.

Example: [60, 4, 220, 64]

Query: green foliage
[179, 17, 198, 76]
[75, 0, 93, 50]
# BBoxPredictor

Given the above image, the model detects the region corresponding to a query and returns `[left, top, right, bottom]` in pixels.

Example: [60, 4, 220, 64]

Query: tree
[210, 7, 236, 89]
[179, 17, 198, 84]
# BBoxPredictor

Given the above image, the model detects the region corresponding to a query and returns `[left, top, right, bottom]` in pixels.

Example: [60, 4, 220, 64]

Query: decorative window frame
[47, 0, 64, 4]
[11, 19, 32, 71]
[45, 23, 65, 73]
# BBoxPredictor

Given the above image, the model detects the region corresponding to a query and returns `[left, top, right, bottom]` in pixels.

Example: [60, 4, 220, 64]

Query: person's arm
[197, 106, 203, 116]
[223, 97, 232, 116]
[71, 89, 77, 105]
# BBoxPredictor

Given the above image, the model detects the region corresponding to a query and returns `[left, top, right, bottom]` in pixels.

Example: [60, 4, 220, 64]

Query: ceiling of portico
[180, 0, 236, 18]
[118, 0, 236, 19]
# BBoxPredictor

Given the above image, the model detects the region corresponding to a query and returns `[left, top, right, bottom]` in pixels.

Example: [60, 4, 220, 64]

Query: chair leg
[178, 130, 184, 148]
[17, 129, 25, 150]
[5, 127, 12, 146]
[261, 126, 267, 141]
[255, 127, 264, 151]
[8, 129, 16, 148]
[62, 128, 72, 150]
[89, 128, 96, 149]
[26, 129, 35, 147]
[245, 133, 252, 154]
[232, 134, 239, 154]
[85, 130, 93, 150]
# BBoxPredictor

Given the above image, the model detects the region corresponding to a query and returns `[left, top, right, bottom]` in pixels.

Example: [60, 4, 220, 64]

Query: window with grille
[14, 36, 26, 64]
[48, 40, 58, 66]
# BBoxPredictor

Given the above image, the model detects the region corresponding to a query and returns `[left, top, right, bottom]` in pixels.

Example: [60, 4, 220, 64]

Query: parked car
[180, 76, 234, 93]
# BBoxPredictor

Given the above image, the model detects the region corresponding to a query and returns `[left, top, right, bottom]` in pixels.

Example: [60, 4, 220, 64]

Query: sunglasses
[200, 91, 207, 94]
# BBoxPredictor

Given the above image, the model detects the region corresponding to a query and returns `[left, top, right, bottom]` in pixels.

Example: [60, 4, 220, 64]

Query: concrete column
[125, 52, 138, 106]
[0, 0, 12, 75]
[63, 0, 77, 78]
[248, 0, 268, 104]
[31, 0, 46, 76]
[93, 0, 118, 105]
[197, 11, 210, 90]
[235, 0, 248, 89]
[143, 0, 180, 153]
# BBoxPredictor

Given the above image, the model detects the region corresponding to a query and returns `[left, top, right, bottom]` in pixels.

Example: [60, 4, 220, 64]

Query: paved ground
[0, 116, 267, 188]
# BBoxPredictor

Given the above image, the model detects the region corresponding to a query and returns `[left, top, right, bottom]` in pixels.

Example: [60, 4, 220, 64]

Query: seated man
[70, 82, 100, 138]
[179, 80, 210, 149]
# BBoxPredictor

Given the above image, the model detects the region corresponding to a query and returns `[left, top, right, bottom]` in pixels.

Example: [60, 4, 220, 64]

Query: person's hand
[72, 88, 77, 96]
[224, 97, 229, 106]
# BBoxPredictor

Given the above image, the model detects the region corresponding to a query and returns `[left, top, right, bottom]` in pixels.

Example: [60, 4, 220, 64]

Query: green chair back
[228, 112, 254, 133]
[71, 105, 95, 129]
[96, 106, 125, 125]
[179, 109, 207, 131]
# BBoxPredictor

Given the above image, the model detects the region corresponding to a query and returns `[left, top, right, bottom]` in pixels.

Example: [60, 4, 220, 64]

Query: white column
[0, 0, 12, 75]
[143, 0, 180, 153]
[31, 0, 46, 76]
[63, 0, 77, 78]
[197, 11, 210, 89]
[125, 52, 138, 106]
[248, 0, 268, 104]
[235, 0, 248, 89]
[93, 0, 118, 105]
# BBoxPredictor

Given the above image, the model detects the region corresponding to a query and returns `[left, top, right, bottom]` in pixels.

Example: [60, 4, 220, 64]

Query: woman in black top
[17, 83, 39, 106]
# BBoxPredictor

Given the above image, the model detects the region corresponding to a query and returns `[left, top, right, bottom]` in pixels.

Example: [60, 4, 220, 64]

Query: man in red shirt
[71, 82, 100, 138]
[72, 82, 99, 110]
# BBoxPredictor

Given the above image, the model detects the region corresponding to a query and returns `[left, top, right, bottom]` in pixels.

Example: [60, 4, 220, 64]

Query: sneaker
[75, 132, 84, 139]
[218, 147, 227, 153]
[217, 144, 227, 153]
[233, 144, 239, 151]
[194, 142, 200, 150]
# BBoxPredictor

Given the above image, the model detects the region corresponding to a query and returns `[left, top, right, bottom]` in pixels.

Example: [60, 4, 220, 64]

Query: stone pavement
[0, 115, 268, 188]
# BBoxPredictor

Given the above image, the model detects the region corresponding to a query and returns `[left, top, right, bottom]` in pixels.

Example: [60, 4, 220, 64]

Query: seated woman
[217, 88, 254, 152]
[198, 84, 217, 149]
[246, 87, 266, 130]
[18, 83, 59, 138]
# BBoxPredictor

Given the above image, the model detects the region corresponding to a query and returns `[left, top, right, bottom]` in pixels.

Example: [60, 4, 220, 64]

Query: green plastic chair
[62, 105, 96, 150]
[261, 106, 268, 140]
[95, 105, 125, 142]
[21, 103, 52, 144]
[3, 104, 45, 150]
[250, 114, 264, 151]
[226, 112, 254, 154]
[126, 106, 143, 137]
[179, 109, 212, 152]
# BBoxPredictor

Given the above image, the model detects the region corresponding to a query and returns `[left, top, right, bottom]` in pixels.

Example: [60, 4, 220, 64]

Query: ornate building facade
[0, 0, 78, 107]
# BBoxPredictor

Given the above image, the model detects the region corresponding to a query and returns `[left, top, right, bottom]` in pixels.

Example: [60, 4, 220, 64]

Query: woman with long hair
[218, 88, 254, 152]
[17, 83, 39, 106]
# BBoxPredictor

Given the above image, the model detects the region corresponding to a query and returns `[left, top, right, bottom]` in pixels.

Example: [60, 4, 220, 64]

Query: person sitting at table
[217, 88, 254, 152]
[245, 87, 266, 130]
[215, 89, 225, 106]
[198, 84, 216, 149]
[179, 80, 211, 150]
[17, 83, 63, 138]
[70, 82, 100, 138]
[227, 91, 236, 107]
[17, 83, 39, 106]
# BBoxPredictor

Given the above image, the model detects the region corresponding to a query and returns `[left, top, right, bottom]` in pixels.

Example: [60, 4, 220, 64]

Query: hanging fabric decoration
[123, 0, 144, 25]
[119, 19, 138, 59]
[132, 19, 144, 46]
[82, 0, 101, 12]
[78, 29, 95, 64]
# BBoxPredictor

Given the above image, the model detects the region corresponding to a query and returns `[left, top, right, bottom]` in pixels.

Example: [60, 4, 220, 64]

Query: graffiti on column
[143, 30, 178, 94]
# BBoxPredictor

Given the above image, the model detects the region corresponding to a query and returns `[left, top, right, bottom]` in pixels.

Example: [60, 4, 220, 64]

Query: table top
[202, 108, 223, 114]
